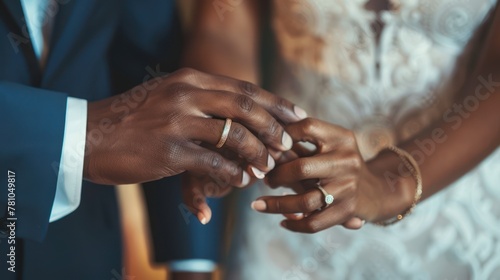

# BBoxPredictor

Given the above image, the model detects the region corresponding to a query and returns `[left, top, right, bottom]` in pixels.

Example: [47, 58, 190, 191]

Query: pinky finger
[196, 200, 212, 225]
[182, 175, 213, 224]
[182, 143, 248, 188]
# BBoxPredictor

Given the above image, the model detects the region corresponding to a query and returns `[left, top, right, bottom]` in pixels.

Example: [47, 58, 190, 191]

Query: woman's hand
[251, 118, 416, 233]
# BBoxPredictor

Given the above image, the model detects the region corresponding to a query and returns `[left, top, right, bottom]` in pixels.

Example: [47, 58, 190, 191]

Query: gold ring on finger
[216, 118, 232, 148]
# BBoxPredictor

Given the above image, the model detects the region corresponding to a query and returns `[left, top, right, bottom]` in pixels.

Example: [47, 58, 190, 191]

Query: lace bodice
[226, 1, 500, 279]
[273, 0, 496, 158]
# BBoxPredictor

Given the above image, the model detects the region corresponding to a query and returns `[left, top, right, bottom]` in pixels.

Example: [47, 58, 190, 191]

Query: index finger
[190, 71, 308, 124]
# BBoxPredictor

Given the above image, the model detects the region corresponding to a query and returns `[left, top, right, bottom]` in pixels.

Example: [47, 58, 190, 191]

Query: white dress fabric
[226, 1, 500, 279]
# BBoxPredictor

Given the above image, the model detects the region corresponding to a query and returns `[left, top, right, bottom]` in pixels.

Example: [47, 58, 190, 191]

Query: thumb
[342, 217, 365, 230]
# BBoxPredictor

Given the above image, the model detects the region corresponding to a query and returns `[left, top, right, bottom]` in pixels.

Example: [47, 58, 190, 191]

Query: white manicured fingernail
[294, 213, 304, 219]
[251, 166, 265, 179]
[267, 154, 275, 169]
[294, 105, 308, 119]
[241, 171, 250, 186]
[251, 200, 267, 211]
[198, 213, 209, 225]
[282, 132, 293, 150]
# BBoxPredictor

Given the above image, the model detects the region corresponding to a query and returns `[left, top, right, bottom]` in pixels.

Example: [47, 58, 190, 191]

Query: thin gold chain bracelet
[375, 146, 423, 226]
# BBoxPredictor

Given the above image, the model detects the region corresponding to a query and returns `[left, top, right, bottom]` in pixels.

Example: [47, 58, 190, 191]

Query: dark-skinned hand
[83, 68, 307, 191]
[250, 118, 416, 233]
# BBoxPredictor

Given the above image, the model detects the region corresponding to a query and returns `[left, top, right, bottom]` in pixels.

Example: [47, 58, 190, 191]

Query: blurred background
[118, 3, 215, 280]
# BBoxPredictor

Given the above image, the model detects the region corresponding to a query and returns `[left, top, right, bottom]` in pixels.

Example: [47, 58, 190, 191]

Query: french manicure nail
[267, 154, 275, 170]
[251, 166, 266, 179]
[200, 217, 207, 225]
[294, 105, 308, 120]
[282, 132, 293, 150]
[251, 200, 267, 211]
[240, 171, 250, 187]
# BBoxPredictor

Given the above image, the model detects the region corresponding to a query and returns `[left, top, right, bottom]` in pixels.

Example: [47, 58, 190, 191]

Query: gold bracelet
[375, 146, 423, 226]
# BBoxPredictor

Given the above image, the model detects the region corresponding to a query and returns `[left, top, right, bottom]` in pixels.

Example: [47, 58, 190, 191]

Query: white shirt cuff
[168, 259, 217, 273]
[49, 97, 87, 222]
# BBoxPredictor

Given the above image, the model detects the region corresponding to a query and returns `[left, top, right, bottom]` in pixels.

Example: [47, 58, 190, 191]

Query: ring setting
[316, 183, 334, 208]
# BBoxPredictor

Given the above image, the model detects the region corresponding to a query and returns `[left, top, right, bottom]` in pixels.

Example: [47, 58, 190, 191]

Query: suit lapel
[0, 0, 42, 86]
[1, 0, 25, 30]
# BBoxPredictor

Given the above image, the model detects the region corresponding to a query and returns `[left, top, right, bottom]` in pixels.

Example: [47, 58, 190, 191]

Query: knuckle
[302, 118, 317, 134]
[168, 82, 193, 103]
[255, 145, 267, 162]
[170, 68, 202, 85]
[300, 193, 318, 212]
[231, 123, 248, 143]
[228, 163, 241, 177]
[274, 96, 288, 113]
[168, 82, 189, 93]
[304, 220, 321, 233]
[192, 193, 205, 208]
[351, 153, 363, 169]
[245, 141, 266, 163]
[266, 120, 281, 138]
[239, 80, 258, 97]
[162, 142, 185, 171]
[348, 153, 363, 171]
[255, 144, 269, 163]
[175, 67, 198, 79]
[294, 159, 313, 178]
[163, 111, 184, 127]
[343, 130, 358, 147]
[214, 161, 240, 187]
[202, 153, 224, 170]
[210, 172, 230, 187]
[235, 94, 255, 113]
[258, 120, 282, 143]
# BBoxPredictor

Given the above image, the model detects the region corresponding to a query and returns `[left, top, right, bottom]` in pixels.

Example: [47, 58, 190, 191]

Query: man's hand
[83, 68, 306, 186]
[181, 138, 305, 224]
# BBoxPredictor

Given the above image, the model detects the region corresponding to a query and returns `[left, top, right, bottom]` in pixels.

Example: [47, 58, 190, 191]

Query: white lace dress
[226, 1, 500, 279]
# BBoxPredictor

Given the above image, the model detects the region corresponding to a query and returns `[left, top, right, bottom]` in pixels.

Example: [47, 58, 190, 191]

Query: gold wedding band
[316, 183, 334, 209]
[216, 118, 232, 148]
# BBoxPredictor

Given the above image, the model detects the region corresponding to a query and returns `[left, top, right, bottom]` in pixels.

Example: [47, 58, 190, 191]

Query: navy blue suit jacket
[0, 1, 226, 279]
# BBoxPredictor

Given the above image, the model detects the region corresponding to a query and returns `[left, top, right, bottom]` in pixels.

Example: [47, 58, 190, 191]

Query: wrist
[83, 99, 113, 182]
[83, 101, 97, 181]
[365, 149, 417, 222]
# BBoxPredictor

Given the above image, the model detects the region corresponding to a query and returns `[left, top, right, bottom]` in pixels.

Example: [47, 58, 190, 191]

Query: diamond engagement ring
[316, 184, 334, 208]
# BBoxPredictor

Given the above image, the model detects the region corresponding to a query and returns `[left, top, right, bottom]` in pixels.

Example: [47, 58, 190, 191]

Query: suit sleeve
[142, 176, 228, 265]
[0, 81, 67, 242]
